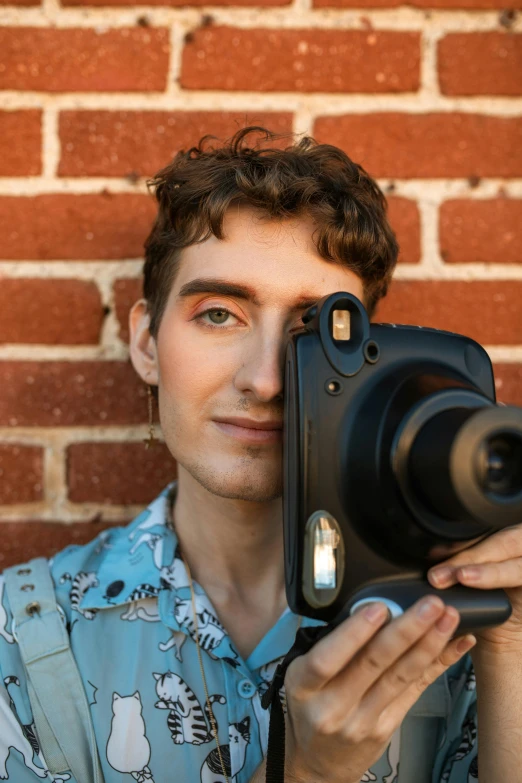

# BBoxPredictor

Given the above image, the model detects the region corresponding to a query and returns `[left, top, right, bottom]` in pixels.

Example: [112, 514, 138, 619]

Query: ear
[129, 299, 159, 386]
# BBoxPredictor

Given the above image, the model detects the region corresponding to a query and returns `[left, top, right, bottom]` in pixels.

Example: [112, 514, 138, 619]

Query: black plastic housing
[284, 292, 520, 635]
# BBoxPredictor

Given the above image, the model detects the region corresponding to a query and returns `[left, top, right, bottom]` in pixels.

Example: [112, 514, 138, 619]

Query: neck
[170, 467, 287, 612]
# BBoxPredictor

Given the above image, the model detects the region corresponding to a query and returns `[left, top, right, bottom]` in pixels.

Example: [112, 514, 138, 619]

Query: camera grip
[336, 580, 512, 637]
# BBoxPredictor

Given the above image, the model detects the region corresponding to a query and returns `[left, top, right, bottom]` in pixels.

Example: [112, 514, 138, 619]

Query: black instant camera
[284, 292, 522, 635]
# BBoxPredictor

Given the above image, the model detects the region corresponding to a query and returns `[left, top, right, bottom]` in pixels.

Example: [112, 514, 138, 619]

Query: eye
[195, 306, 240, 328]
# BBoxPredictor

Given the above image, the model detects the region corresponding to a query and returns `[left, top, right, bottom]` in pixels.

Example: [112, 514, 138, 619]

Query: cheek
[157, 326, 238, 408]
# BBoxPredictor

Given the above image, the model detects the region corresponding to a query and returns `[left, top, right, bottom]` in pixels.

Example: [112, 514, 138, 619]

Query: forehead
[172, 207, 364, 305]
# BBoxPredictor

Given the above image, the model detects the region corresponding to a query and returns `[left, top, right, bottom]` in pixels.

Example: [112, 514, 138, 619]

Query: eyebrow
[177, 278, 319, 312]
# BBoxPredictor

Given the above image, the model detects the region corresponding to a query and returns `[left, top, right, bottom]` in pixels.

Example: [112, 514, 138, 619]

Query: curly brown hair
[143, 126, 398, 339]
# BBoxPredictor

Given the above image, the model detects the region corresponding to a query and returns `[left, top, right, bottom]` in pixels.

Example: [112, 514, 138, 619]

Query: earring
[144, 385, 156, 449]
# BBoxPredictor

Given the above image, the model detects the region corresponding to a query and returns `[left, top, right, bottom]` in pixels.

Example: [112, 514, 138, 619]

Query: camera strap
[261, 623, 335, 783]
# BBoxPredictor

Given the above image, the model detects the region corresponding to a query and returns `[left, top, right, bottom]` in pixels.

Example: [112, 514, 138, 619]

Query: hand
[427, 523, 522, 652]
[283, 597, 475, 783]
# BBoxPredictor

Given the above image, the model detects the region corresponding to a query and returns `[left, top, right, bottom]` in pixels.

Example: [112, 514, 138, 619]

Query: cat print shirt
[0, 483, 479, 783]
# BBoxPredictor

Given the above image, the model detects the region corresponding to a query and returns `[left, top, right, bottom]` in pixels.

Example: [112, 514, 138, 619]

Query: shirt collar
[77, 481, 326, 672]
[79, 482, 179, 612]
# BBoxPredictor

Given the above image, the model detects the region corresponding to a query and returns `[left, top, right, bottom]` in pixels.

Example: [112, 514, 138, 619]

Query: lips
[214, 417, 282, 431]
[213, 417, 283, 444]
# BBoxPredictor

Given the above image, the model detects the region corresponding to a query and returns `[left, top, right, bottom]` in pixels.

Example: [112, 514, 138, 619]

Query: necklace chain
[182, 551, 231, 783]
[167, 488, 302, 783]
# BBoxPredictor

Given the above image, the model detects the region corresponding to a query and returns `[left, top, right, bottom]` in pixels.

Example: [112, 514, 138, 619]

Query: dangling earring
[144, 385, 156, 449]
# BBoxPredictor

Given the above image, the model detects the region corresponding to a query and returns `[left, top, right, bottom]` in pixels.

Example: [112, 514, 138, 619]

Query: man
[0, 127, 520, 782]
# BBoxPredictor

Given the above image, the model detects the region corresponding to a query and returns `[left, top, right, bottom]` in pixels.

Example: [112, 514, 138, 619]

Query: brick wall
[1, 0, 521, 566]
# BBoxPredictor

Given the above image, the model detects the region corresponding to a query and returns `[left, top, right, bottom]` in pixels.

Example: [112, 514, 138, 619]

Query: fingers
[430, 557, 522, 590]
[289, 602, 390, 693]
[356, 606, 461, 719]
[328, 596, 448, 706]
[428, 524, 522, 588]
[382, 633, 476, 725]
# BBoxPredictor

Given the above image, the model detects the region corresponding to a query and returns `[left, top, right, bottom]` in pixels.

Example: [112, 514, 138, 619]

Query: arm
[472, 645, 522, 780]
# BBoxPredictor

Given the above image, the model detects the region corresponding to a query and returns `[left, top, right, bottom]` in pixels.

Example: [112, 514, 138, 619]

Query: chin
[186, 458, 283, 503]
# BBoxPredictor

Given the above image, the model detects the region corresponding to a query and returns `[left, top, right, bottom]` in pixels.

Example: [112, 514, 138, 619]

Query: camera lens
[477, 433, 522, 498]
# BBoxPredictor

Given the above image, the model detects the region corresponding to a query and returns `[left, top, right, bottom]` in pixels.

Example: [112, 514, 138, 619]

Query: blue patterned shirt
[0, 483, 478, 782]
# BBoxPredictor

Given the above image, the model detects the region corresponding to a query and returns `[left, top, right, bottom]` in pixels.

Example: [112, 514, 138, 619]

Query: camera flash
[313, 516, 340, 589]
[332, 309, 351, 341]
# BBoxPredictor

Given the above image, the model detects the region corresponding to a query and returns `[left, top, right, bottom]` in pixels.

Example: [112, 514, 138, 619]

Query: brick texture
[63, 0, 289, 6]
[0, 362, 148, 427]
[0, 521, 123, 569]
[439, 34, 522, 97]
[0, 280, 104, 345]
[0, 28, 169, 92]
[387, 197, 421, 264]
[0, 0, 40, 5]
[0, 194, 156, 260]
[315, 0, 522, 6]
[494, 364, 522, 406]
[114, 278, 142, 343]
[67, 442, 176, 504]
[374, 281, 522, 345]
[440, 199, 522, 264]
[181, 27, 420, 93]
[0, 111, 41, 176]
[0, 445, 44, 504]
[314, 114, 522, 178]
[2, 2, 522, 522]
[59, 111, 293, 177]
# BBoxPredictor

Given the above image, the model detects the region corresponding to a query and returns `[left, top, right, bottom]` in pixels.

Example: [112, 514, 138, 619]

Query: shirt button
[237, 679, 256, 699]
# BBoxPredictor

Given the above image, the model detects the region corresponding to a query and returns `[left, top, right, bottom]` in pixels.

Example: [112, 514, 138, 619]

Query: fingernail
[417, 597, 442, 620]
[456, 635, 477, 654]
[364, 603, 388, 623]
[436, 609, 459, 634]
[429, 567, 452, 586]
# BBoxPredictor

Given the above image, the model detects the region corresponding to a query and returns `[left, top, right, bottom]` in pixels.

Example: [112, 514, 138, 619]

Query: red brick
[63, 0, 288, 6]
[67, 442, 176, 505]
[315, 0, 522, 7]
[0, 520, 123, 569]
[0, 28, 169, 92]
[0, 194, 156, 260]
[114, 278, 143, 343]
[59, 111, 293, 178]
[440, 199, 522, 264]
[374, 281, 522, 345]
[494, 364, 522, 406]
[314, 113, 522, 179]
[0, 362, 148, 427]
[181, 27, 420, 93]
[0, 280, 103, 345]
[439, 34, 522, 97]
[0, 445, 43, 504]
[387, 197, 420, 264]
[0, 111, 41, 176]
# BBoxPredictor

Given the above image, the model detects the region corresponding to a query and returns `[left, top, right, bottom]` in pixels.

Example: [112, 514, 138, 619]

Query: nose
[234, 329, 285, 404]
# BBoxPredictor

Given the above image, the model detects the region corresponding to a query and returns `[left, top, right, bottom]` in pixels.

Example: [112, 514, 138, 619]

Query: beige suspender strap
[4, 558, 105, 783]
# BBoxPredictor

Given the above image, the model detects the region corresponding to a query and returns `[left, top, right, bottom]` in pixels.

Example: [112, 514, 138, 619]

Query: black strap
[261, 623, 338, 783]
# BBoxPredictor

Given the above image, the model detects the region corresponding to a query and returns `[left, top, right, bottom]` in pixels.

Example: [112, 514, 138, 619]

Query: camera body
[284, 292, 520, 634]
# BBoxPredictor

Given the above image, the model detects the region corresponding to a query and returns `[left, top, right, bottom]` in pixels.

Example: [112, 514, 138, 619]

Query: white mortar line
[0, 260, 144, 276]
[416, 197, 441, 269]
[393, 264, 522, 280]
[1, 177, 522, 197]
[487, 347, 522, 362]
[42, 105, 60, 178]
[2, 91, 522, 114]
[1, 7, 521, 31]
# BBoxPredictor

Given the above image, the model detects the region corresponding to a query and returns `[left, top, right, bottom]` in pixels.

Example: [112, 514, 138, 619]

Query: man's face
[154, 207, 364, 502]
